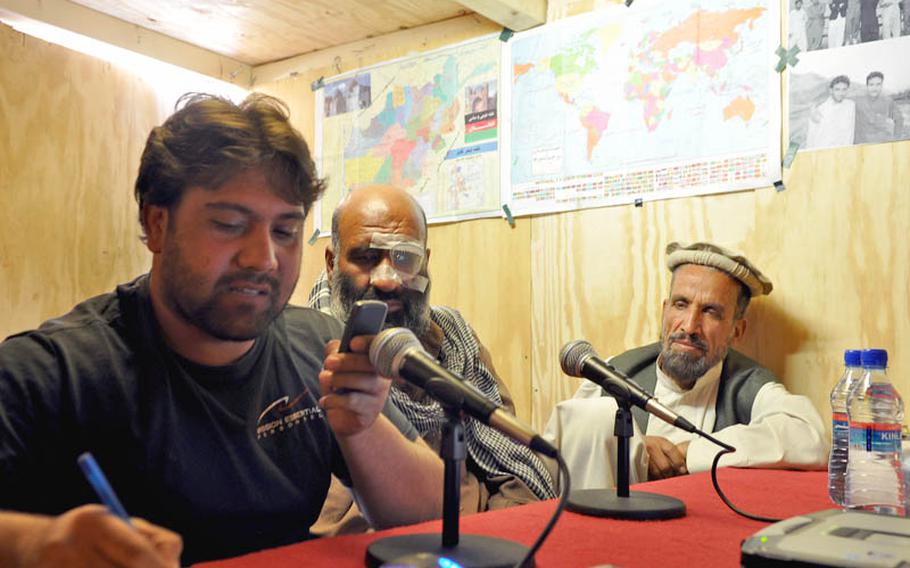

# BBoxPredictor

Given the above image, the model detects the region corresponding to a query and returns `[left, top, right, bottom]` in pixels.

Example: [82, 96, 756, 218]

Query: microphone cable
[514, 452, 572, 568]
[698, 430, 782, 523]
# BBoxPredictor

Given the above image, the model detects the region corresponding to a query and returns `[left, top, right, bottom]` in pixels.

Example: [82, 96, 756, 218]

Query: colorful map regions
[506, 0, 780, 217]
[315, 37, 501, 233]
[626, 8, 766, 131]
[513, 25, 623, 161]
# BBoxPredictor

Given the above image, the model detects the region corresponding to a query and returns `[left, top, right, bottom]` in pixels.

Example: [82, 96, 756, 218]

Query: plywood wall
[259, 5, 909, 432]
[2, 3, 906, 436]
[0, 20, 246, 341]
[0, 22, 164, 339]
[530, 146, 910, 430]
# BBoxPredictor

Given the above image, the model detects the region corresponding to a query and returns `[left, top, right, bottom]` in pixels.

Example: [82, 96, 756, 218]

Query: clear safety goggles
[368, 233, 429, 293]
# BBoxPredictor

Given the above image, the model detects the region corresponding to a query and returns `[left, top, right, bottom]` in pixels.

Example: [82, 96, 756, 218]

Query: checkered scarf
[307, 272, 556, 500]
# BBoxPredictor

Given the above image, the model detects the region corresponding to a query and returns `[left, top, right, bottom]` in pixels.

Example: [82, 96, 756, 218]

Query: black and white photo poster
[789, 33, 910, 151]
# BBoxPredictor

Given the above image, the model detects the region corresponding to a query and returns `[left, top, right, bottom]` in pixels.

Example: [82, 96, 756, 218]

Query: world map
[507, 0, 779, 215]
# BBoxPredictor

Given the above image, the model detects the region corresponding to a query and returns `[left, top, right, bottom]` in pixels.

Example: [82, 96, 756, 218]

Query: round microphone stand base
[567, 489, 686, 520]
[366, 533, 531, 568]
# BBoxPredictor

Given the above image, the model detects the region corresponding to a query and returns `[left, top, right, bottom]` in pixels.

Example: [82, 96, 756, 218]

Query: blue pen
[77, 452, 133, 526]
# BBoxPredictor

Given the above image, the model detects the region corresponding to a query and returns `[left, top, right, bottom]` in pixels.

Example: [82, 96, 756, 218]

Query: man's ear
[731, 318, 748, 345]
[324, 243, 335, 278]
[142, 205, 169, 254]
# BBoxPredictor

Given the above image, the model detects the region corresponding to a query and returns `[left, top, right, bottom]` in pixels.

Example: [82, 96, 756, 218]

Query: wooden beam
[252, 13, 499, 85]
[0, 0, 252, 86]
[452, 0, 546, 31]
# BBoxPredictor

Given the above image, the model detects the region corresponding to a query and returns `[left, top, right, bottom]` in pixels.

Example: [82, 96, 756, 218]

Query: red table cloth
[198, 468, 831, 567]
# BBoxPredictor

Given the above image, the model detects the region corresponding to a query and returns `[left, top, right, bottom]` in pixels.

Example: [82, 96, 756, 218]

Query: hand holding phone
[331, 300, 388, 397]
[322, 301, 392, 433]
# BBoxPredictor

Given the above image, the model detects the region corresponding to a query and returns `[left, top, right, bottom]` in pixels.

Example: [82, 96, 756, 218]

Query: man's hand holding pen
[13, 504, 181, 568]
[5, 453, 182, 568]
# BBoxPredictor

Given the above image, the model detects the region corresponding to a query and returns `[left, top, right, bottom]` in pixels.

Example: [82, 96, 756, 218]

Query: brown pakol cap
[666, 241, 773, 296]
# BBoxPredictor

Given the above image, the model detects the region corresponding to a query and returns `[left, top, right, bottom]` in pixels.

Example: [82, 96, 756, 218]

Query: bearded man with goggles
[307, 185, 556, 535]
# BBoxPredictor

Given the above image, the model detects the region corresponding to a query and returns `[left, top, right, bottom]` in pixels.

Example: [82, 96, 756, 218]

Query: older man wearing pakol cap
[544, 242, 827, 490]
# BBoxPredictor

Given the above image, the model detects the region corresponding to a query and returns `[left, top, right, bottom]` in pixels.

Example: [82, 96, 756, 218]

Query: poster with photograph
[314, 35, 501, 234]
[789, 35, 910, 151]
[322, 75, 371, 118]
[788, 0, 910, 53]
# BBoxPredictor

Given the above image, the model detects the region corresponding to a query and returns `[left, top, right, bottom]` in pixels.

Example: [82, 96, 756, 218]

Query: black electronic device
[741, 508, 910, 567]
[334, 300, 388, 396]
[370, 328, 557, 458]
[339, 300, 388, 352]
[560, 340, 696, 433]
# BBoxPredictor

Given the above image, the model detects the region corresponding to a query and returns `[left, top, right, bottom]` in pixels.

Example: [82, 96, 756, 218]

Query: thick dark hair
[135, 92, 324, 237]
[733, 284, 752, 321]
[829, 75, 850, 89]
[866, 71, 884, 84]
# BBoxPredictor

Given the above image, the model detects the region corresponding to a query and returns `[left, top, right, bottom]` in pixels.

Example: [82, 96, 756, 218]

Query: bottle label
[832, 412, 848, 428]
[848, 422, 902, 453]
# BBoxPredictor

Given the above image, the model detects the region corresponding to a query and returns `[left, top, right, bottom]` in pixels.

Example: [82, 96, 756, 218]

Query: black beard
[330, 269, 431, 337]
[159, 240, 283, 342]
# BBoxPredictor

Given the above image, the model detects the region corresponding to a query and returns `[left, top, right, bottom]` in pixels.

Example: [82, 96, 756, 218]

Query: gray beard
[658, 333, 726, 386]
[659, 349, 715, 385]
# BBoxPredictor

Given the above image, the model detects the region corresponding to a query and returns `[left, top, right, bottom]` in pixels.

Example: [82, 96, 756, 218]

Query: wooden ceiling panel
[67, 0, 473, 65]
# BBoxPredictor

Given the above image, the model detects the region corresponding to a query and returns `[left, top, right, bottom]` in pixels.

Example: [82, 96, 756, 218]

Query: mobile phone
[338, 300, 388, 352]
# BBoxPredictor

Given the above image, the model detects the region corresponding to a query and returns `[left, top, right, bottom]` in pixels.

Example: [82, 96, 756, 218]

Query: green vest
[609, 342, 778, 433]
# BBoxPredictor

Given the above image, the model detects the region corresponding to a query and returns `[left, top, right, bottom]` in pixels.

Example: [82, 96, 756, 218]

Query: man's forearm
[686, 382, 828, 472]
[337, 415, 444, 528]
[686, 411, 827, 472]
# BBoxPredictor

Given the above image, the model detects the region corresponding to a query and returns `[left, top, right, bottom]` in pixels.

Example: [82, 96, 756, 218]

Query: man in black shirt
[0, 94, 443, 567]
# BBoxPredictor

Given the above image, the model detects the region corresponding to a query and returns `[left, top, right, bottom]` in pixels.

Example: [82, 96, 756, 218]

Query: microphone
[560, 340, 696, 433]
[370, 328, 558, 458]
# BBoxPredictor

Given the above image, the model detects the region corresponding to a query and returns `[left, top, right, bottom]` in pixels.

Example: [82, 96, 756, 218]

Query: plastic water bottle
[845, 349, 905, 515]
[828, 349, 862, 505]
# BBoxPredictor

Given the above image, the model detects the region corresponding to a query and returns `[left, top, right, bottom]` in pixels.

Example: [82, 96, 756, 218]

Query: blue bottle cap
[861, 349, 888, 368]
[844, 350, 861, 366]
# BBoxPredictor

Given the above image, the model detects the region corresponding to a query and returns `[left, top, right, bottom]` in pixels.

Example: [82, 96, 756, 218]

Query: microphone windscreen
[369, 327, 421, 378]
[560, 340, 596, 377]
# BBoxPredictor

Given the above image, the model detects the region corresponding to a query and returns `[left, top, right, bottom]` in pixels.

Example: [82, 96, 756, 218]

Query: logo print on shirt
[256, 391, 324, 439]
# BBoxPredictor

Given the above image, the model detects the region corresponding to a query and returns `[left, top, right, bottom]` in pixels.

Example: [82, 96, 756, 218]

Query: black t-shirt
[0, 275, 417, 563]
